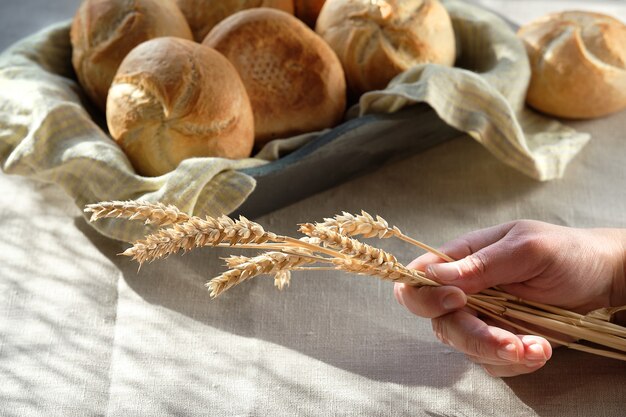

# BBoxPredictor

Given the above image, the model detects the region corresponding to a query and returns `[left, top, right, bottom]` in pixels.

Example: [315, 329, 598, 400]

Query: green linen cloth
[0, 0, 589, 242]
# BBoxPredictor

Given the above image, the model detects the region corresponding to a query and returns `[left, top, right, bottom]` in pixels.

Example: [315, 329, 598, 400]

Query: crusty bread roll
[70, 0, 193, 111]
[518, 11, 626, 119]
[294, 0, 326, 28]
[106, 37, 254, 177]
[315, 0, 456, 96]
[203, 8, 346, 145]
[175, 0, 294, 42]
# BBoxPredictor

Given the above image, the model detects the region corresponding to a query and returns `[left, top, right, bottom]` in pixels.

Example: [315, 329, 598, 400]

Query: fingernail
[394, 285, 406, 307]
[497, 343, 519, 362]
[427, 263, 460, 282]
[442, 293, 465, 310]
[525, 343, 547, 361]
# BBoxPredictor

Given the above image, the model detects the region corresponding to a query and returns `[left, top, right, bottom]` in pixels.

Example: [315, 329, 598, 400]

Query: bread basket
[0, 1, 590, 242]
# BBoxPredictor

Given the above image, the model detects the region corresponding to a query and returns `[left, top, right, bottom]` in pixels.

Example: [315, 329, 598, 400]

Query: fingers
[520, 335, 553, 362]
[432, 310, 524, 361]
[394, 282, 553, 377]
[475, 335, 552, 377]
[430, 311, 552, 377]
[478, 361, 548, 378]
[394, 283, 467, 318]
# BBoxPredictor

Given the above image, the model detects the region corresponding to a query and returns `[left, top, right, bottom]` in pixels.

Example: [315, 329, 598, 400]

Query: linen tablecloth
[1, 1, 626, 416]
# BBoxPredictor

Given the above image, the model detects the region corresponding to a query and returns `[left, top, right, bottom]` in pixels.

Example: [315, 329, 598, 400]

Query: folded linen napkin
[357, 0, 590, 181]
[0, 0, 589, 242]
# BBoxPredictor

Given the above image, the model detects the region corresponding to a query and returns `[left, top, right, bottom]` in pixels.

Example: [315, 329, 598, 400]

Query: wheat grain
[274, 270, 291, 290]
[320, 211, 396, 238]
[223, 255, 251, 268]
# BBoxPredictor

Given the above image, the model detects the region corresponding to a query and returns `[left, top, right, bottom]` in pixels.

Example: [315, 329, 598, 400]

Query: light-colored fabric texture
[2, 2, 626, 416]
[0, 0, 590, 242]
[2, 108, 625, 417]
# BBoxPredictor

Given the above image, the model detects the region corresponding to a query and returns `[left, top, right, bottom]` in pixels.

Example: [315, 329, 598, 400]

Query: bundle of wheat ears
[85, 200, 626, 362]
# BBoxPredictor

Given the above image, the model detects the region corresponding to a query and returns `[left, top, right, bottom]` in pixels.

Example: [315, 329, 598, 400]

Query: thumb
[426, 244, 525, 294]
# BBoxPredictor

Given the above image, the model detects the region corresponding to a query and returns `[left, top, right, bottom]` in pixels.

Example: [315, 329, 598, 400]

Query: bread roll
[518, 11, 626, 119]
[175, 0, 294, 42]
[70, 0, 193, 111]
[203, 8, 346, 145]
[106, 37, 254, 177]
[315, 0, 456, 96]
[294, 0, 326, 27]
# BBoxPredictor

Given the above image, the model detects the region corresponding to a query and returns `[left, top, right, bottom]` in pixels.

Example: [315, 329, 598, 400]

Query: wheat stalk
[87, 202, 626, 362]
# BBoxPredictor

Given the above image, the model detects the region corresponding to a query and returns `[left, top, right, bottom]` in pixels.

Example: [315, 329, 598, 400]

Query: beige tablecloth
[1, 1, 626, 416]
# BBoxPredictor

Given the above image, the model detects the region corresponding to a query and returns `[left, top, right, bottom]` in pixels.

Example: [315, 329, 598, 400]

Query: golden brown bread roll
[175, 0, 294, 42]
[518, 11, 626, 119]
[70, 0, 193, 111]
[294, 0, 326, 28]
[106, 37, 255, 177]
[203, 8, 346, 145]
[315, 0, 456, 96]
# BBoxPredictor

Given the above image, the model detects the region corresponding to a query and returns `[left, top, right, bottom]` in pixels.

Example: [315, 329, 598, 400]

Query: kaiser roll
[518, 11, 626, 119]
[294, 0, 326, 28]
[70, 0, 193, 111]
[106, 37, 254, 177]
[315, 0, 456, 96]
[175, 0, 295, 42]
[203, 8, 346, 145]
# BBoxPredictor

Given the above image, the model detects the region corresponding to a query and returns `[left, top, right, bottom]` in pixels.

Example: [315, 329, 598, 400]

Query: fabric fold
[356, 0, 590, 180]
[0, 1, 590, 242]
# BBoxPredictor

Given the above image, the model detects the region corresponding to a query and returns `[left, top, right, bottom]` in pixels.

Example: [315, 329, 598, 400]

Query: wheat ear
[319, 211, 453, 261]
[122, 215, 279, 265]
[208, 252, 316, 298]
[299, 223, 437, 287]
[84, 200, 190, 226]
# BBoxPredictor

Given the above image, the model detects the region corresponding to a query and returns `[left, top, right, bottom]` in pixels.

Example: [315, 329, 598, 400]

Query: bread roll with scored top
[518, 11, 626, 119]
[106, 37, 254, 177]
[175, 0, 294, 42]
[315, 0, 455, 96]
[203, 8, 346, 145]
[70, 0, 193, 111]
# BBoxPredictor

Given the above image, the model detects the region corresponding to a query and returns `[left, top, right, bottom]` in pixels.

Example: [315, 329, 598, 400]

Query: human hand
[394, 220, 626, 377]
